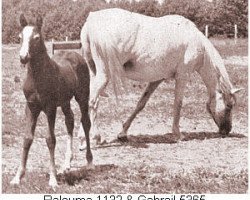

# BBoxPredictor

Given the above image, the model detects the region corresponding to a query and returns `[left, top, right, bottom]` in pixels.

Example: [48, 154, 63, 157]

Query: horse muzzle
[219, 121, 232, 136]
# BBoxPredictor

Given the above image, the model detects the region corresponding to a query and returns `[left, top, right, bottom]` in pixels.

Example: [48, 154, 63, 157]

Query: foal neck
[28, 41, 51, 75]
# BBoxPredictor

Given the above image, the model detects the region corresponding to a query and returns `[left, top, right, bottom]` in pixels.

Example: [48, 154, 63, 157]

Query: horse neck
[197, 40, 233, 99]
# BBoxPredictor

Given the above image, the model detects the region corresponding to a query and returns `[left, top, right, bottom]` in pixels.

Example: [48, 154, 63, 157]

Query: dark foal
[10, 14, 92, 188]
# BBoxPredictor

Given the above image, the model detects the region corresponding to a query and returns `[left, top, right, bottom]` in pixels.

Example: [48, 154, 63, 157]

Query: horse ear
[231, 88, 244, 95]
[20, 14, 28, 27]
[36, 15, 43, 30]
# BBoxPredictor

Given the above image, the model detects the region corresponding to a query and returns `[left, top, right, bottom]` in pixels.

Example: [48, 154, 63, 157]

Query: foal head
[207, 88, 242, 136]
[19, 14, 45, 64]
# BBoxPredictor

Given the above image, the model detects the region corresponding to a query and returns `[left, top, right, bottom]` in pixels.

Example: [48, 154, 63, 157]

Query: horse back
[52, 51, 90, 97]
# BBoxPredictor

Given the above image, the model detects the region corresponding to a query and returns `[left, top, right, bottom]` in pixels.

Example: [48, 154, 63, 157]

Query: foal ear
[36, 15, 43, 30]
[20, 14, 28, 27]
[230, 88, 244, 95]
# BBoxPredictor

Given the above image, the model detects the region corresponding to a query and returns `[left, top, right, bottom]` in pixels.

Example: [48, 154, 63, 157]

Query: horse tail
[80, 20, 96, 76]
[80, 13, 124, 105]
[108, 48, 128, 101]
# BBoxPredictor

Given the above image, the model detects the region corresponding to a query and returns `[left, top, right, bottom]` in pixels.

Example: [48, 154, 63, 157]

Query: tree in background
[2, 0, 248, 44]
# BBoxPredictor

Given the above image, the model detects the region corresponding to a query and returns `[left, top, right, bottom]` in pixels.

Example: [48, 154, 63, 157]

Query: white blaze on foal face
[19, 26, 40, 64]
[19, 26, 33, 63]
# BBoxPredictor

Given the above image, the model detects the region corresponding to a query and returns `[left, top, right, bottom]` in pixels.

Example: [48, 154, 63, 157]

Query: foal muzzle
[20, 55, 30, 64]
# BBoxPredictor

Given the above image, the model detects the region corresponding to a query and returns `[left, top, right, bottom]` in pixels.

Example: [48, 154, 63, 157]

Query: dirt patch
[2, 40, 248, 193]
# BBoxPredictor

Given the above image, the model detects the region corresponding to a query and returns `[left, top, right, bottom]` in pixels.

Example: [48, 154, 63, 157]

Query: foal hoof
[79, 136, 86, 151]
[49, 178, 59, 191]
[79, 144, 85, 151]
[51, 185, 58, 192]
[86, 163, 95, 170]
[93, 135, 107, 146]
[10, 177, 20, 186]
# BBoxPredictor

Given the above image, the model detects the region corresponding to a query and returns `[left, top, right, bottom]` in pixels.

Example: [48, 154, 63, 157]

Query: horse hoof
[93, 134, 101, 144]
[93, 135, 108, 146]
[179, 133, 185, 141]
[117, 134, 128, 142]
[171, 133, 184, 143]
[218, 131, 228, 138]
[98, 139, 107, 145]
[58, 167, 70, 175]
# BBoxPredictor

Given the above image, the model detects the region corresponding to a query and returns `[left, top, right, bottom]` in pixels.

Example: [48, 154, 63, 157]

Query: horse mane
[203, 38, 233, 95]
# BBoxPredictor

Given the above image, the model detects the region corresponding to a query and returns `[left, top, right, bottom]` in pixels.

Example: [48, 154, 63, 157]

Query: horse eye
[226, 104, 233, 109]
[218, 89, 222, 94]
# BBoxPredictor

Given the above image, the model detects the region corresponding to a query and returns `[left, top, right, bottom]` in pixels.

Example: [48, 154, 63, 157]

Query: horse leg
[78, 60, 108, 146]
[118, 80, 163, 141]
[45, 105, 58, 188]
[60, 102, 74, 172]
[77, 124, 85, 150]
[10, 103, 40, 185]
[77, 98, 93, 167]
[90, 74, 108, 144]
[172, 75, 187, 141]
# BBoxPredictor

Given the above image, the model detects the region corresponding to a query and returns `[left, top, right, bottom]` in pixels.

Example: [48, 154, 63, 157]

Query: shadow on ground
[98, 132, 246, 149]
[57, 164, 117, 186]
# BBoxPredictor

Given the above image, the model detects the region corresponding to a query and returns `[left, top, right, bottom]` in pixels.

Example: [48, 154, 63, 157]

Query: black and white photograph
[1, 0, 248, 197]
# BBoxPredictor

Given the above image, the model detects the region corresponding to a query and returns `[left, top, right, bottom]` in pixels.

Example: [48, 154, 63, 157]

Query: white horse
[78, 8, 242, 146]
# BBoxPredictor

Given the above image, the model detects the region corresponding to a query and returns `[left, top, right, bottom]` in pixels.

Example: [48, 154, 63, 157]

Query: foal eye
[33, 34, 40, 40]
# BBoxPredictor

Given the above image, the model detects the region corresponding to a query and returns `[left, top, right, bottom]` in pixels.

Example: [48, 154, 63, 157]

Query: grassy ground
[1, 38, 248, 193]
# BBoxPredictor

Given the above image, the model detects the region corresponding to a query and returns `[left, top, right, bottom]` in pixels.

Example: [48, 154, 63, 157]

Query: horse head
[19, 14, 44, 64]
[207, 87, 243, 136]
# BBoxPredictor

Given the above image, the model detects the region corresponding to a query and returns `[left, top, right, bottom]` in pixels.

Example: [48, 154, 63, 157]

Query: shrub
[2, 0, 248, 44]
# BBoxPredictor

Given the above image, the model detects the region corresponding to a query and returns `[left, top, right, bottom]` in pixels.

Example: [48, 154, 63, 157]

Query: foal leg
[118, 80, 163, 141]
[77, 99, 93, 167]
[172, 74, 188, 141]
[60, 102, 74, 172]
[78, 70, 108, 146]
[10, 103, 40, 185]
[45, 105, 58, 188]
